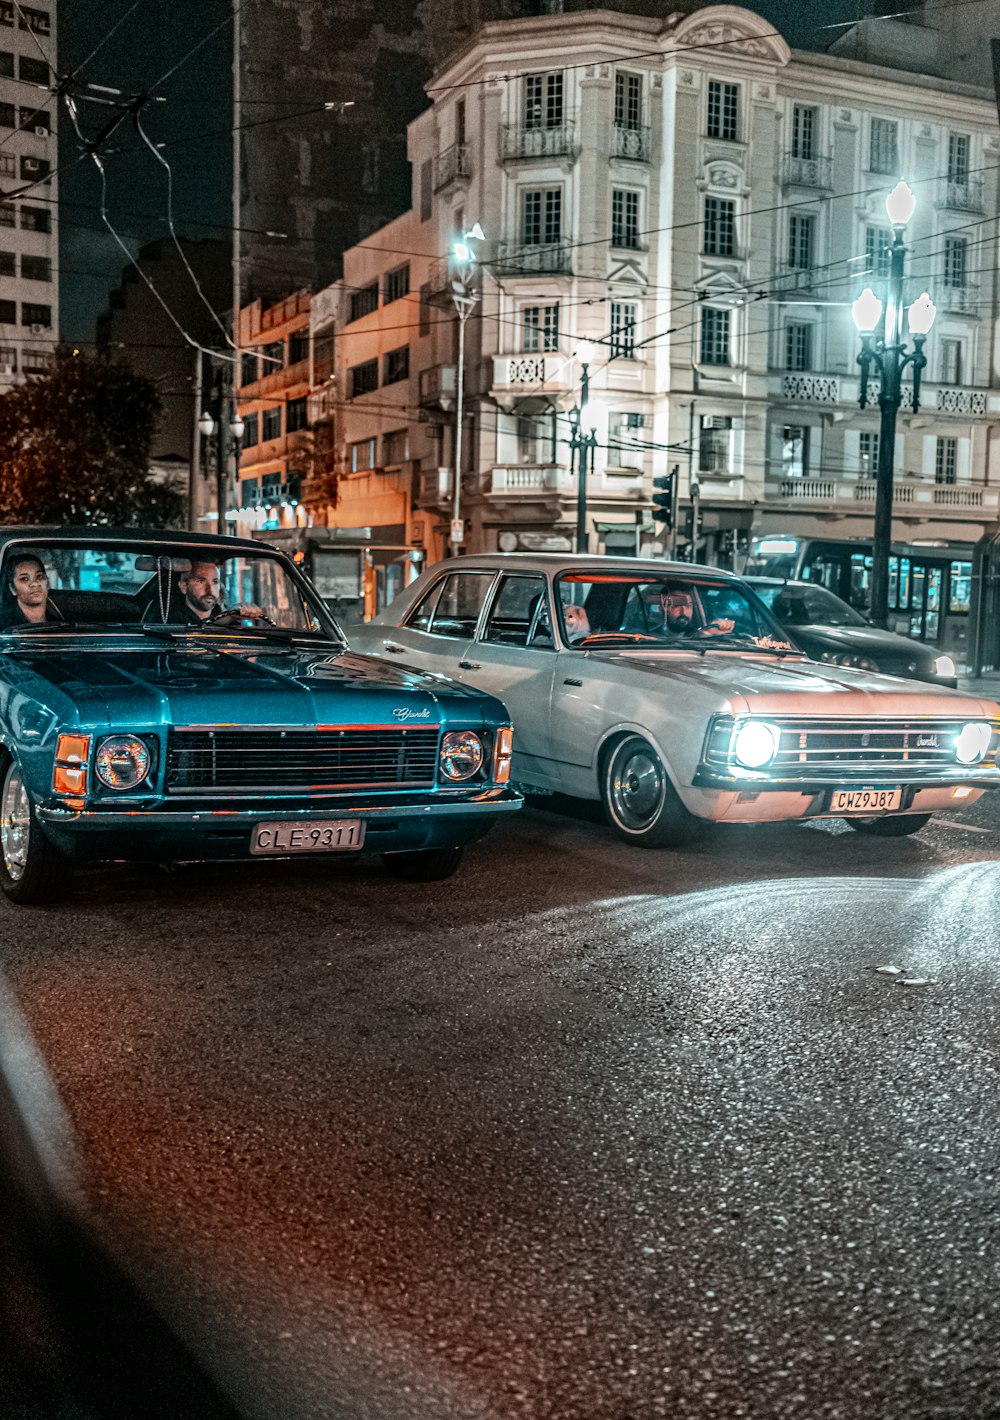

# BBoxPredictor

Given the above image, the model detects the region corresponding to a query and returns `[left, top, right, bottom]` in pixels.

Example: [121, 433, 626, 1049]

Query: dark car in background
[745, 578, 958, 687]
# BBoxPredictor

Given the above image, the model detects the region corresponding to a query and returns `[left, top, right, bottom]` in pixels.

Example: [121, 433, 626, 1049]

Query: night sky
[57, 0, 859, 344]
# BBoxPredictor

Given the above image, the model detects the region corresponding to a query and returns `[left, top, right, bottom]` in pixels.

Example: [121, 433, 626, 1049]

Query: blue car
[0, 529, 520, 905]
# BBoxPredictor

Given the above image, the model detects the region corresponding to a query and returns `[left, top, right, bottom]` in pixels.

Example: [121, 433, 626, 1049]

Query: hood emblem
[916, 733, 939, 748]
[393, 706, 431, 721]
[861, 733, 871, 747]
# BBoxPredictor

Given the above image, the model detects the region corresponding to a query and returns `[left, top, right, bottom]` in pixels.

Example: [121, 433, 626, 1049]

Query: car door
[372, 569, 497, 680]
[460, 572, 559, 787]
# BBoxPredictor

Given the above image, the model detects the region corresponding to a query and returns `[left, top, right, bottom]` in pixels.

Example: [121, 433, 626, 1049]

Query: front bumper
[37, 788, 523, 863]
[692, 763, 1000, 793]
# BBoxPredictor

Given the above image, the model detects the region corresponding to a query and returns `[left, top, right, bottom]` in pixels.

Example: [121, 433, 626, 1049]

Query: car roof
[423, 552, 741, 579]
[0, 526, 275, 555]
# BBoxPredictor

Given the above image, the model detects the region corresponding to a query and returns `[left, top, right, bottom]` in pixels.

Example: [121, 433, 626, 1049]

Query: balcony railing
[777, 264, 817, 292]
[938, 177, 984, 214]
[611, 124, 651, 162]
[939, 283, 981, 317]
[936, 386, 987, 415]
[501, 122, 576, 161]
[780, 153, 832, 189]
[781, 373, 840, 404]
[433, 143, 471, 192]
[495, 240, 571, 276]
[767, 477, 1000, 516]
[492, 353, 574, 394]
[487, 465, 574, 496]
[418, 364, 457, 409]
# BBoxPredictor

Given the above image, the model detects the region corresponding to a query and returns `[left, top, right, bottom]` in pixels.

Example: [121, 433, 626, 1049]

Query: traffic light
[651, 470, 675, 528]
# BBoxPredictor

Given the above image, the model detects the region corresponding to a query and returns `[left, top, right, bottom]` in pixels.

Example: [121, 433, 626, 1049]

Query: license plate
[250, 820, 365, 855]
[831, 787, 903, 814]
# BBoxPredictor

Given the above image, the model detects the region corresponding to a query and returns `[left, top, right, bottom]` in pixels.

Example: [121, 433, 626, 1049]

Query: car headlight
[95, 735, 152, 790]
[733, 720, 781, 769]
[439, 730, 484, 781]
[955, 721, 991, 765]
[934, 655, 957, 679]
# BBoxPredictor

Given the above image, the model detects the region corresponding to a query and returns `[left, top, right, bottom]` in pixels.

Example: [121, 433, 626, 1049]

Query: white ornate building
[314, 2, 1000, 567]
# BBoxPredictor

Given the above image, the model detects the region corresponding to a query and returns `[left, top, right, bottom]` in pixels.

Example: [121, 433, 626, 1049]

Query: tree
[0, 352, 185, 527]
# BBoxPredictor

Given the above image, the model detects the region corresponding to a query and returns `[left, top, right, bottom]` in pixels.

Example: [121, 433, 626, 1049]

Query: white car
[348, 554, 1000, 847]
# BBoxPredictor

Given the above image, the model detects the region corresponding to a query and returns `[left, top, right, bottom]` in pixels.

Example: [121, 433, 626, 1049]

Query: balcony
[501, 122, 576, 161]
[780, 153, 832, 189]
[433, 143, 471, 192]
[418, 364, 457, 410]
[611, 124, 651, 162]
[781, 373, 841, 404]
[776, 264, 818, 294]
[937, 177, 984, 214]
[491, 353, 575, 409]
[939, 283, 981, 317]
[487, 465, 574, 497]
[494, 240, 571, 276]
[766, 477, 1000, 518]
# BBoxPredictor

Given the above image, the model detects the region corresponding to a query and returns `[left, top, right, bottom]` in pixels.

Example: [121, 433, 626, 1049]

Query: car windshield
[752, 582, 868, 629]
[555, 572, 795, 651]
[0, 539, 337, 636]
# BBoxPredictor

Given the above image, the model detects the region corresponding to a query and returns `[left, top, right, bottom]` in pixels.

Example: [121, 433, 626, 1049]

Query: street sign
[450, 519, 464, 545]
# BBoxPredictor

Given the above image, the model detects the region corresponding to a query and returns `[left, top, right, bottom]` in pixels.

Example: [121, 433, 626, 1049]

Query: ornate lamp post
[571, 340, 599, 554]
[198, 377, 245, 536]
[852, 179, 936, 628]
[449, 222, 484, 554]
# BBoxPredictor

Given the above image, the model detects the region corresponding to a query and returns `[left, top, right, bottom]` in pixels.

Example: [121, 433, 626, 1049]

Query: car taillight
[53, 732, 91, 794]
[494, 726, 513, 784]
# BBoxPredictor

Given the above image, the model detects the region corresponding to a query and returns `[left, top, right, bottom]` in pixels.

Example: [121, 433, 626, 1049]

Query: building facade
[309, 3, 999, 585]
[0, 0, 57, 391]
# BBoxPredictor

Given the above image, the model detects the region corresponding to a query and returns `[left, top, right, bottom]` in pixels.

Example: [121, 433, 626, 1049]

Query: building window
[522, 188, 561, 245]
[286, 396, 308, 432]
[607, 411, 646, 469]
[787, 213, 814, 269]
[785, 322, 813, 371]
[383, 346, 409, 384]
[287, 328, 308, 365]
[17, 6, 49, 35]
[700, 307, 730, 366]
[698, 416, 731, 474]
[21, 302, 50, 327]
[0, 48, 12, 71]
[241, 412, 259, 447]
[869, 117, 899, 174]
[516, 412, 548, 462]
[524, 71, 563, 129]
[20, 254, 50, 281]
[935, 437, 957, 484]
[0, 101, 13, 128]
[703, 196, 736, 257]
[790, 105, 816, 160]
[706, 80, 739, 141]
[349, 359, 378, 397]
[18, 54, 48, 85]
[611, 189, 640, 249]
[0, 201, 14, 226]
[939, 337, 963, 385]
[19, 205, 49, 233]
[0, 344, 16, 374]
[455, 97, 466, 145]
[20, 106, 49, 131]
[782, 426, 809, 479]
[263, 405, 282, 441]
[944, 236, 967, 287]
[350, 437, 377, 472]
[614, 72, 642, 130]
[349, 282, 379, 322]
[418, 282, 431, 337]
[263, 339, 283, 369]
[609, 301, 637, 358]
[19, 155, 49, 184]
[523, 303, 559, 352]
[384, 263, 410, 305]
[864, 225, 891, 281]
[0, 250, 13, 277]
[947, 133, 969, 184]
[240, 351, 259, 386]
[0, 153, 14, 178]
[859, 431, 879, 476]
[419, 159, 432, 221]
[383, 428, 409, 465]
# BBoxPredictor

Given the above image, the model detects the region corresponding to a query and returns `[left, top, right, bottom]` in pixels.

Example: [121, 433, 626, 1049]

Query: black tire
[382, 845, 464, 881]
[0, 756, 74, 906]
[601, 734, 703, 849]
[845, 813, 932, 838]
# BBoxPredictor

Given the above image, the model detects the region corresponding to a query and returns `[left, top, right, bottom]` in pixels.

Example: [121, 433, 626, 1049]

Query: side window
[405, 578, 445, 631]
[482, 575, 552, 649]
[425, 572, 495, 639]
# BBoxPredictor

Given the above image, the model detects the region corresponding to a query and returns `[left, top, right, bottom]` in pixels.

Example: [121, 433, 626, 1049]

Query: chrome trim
[38, 792, 522, 828]
[693, 764, 999, 792]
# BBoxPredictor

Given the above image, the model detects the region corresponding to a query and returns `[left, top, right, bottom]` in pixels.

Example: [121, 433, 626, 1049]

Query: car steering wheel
[573, 632, 662, 647]
[209, 607, 278, 628]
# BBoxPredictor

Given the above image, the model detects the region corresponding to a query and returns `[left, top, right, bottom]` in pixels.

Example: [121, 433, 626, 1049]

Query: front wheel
[0, 758, 73, 906]
[602, 735, 703, 849]
[845, 813, 932, 838]
[382, 845, 464, 881]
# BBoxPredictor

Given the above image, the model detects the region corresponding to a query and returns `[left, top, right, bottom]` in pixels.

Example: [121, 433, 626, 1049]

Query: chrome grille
[706, 717, 989, 776]
[166, 727, 440, 794]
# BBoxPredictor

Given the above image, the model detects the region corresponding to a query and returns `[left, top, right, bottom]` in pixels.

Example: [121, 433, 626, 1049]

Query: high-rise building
[0, 0, 57, 392]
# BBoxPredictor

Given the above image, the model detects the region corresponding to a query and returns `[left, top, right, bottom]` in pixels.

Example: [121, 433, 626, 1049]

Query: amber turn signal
[494, 726, 513, 784]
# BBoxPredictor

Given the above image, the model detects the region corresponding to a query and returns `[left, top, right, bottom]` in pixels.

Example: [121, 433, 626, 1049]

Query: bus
[744, 535, 973, 660]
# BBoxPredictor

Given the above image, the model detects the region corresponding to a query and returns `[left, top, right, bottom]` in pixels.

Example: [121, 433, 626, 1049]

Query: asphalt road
[2, 792, 1000, 1420]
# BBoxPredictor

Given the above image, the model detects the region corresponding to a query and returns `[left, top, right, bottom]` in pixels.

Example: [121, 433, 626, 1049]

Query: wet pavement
[1, 793, 999, 1419]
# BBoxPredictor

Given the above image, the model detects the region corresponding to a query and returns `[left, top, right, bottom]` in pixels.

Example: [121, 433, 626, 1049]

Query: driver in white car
[658, 589, 734, 638]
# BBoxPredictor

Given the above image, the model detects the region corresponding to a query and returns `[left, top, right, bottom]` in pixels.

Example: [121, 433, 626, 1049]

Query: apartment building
[0, 0, 57, 391]
[313, 3, 999, 568]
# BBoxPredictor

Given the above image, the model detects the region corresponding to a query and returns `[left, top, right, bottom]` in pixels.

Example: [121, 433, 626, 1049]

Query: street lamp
[449, 222, 484, 554]
[571, 341, 596, 553]
[853, 179, 936, 628]
[198, 388, 245, 536]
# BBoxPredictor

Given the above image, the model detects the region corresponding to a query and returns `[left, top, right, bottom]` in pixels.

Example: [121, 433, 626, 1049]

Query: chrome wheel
[1, 763, 31, 882]
[608, 742, 666, 832]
